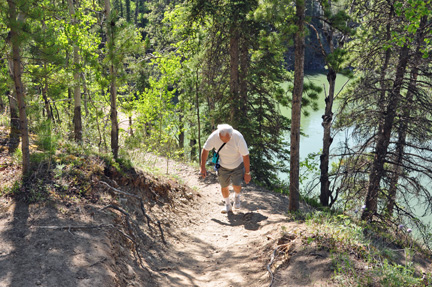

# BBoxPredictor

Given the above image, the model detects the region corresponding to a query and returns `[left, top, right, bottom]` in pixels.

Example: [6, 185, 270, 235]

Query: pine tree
[289, 0, 306, 212]
[6, 0, 30, 174]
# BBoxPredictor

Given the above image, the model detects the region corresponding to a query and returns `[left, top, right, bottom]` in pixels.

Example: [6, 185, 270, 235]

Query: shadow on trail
[0, 200, 113, 287]
[211, 211, 268, 230]
[155, 226, 258, 287]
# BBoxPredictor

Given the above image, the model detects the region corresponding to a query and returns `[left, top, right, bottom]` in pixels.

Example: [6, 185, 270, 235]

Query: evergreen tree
[289, 0, 306, 212]
[67, 0, 83, 142]
[335, 0, 432, 226]
[307, 0, 353, 207]
[5, 0, 30, 174]
[185, 0, 295, 186]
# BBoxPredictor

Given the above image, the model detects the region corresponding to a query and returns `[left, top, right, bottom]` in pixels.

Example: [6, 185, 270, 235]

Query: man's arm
[200, 149, 209, 178]
[243, 154, 251, 184]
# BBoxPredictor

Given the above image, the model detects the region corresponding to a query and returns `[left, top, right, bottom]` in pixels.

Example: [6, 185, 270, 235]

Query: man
[200, 124, 251, 213]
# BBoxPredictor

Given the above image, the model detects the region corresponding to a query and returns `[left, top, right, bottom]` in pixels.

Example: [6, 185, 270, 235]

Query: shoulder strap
[214, 142, 226, 163]
[216, 142, 226, 154]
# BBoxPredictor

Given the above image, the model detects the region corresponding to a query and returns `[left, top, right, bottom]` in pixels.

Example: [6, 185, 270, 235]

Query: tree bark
[0, 86, 4, 111]
[229, 25, 239, 124]
[6, 52, 20, 153]
[319, 13, 336, 207]
[289, 0, 305, 212]
[239, 33, 248, 119]
[42, 70, 54, 121]
[195, 67, 201, 163]
[126, 0, 131, 22]
[67, 0, 82, 142]
[134, 0, 140, 24]
[7, 0, 30, 174]
[7, 88, 20, 153]
[360, 4, 394, 220]
[386, 16, 427, 216]
[105, 0, 119, 159]
[362, 44, 410, 221]
[320, 68, 336, 206]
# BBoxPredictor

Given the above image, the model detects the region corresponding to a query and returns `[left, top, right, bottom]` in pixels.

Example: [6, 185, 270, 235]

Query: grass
[289, 209, 432, 286]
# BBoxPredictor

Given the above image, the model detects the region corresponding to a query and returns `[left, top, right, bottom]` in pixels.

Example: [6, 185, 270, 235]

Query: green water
[292, 73, 431, 232]
[279, 72, 351, 161]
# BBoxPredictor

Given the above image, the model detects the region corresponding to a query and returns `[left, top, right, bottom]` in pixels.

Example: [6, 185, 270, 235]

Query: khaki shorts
[217, 162, 245, 188]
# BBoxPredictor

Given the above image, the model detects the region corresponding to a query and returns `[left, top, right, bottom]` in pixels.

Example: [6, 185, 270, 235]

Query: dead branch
[30, 224, 114, 230]
[267, 240, 296, 287]
[101, 204, 144, 267]
[157, 220, 167, 245]
[100, 181, 153, 227]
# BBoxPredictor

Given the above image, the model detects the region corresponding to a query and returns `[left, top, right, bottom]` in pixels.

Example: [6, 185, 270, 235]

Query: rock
[126, 264, 135, 279]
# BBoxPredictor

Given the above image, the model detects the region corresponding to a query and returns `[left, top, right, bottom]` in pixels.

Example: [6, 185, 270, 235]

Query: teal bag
[212, 143, 226, 164]
[212, 152, 219, 164]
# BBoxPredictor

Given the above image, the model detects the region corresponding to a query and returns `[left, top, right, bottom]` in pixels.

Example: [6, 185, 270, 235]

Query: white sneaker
[221, 204, 232, 214]
[234, 196, 241, 209]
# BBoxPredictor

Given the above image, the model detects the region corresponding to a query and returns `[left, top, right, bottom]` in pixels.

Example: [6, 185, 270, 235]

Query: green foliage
[299, 210, 431, 286]
[394, 0, 431, 57]
[11, 146, 23, 164]
[33, 120, 59, 155]
[0, 180, 21, 197]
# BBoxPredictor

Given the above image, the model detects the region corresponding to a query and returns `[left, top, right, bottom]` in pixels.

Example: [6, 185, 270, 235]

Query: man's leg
[221, 186, 232, 213]
[222, 186, 230, 198]
[231, 163, 245, 209]
[233, 185, 241, 209]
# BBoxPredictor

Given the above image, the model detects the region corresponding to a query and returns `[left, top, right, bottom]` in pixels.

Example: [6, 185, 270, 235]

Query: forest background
[1, 0, 432, 249]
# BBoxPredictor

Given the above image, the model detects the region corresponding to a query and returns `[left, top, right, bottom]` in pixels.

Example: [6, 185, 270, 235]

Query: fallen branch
[100, 181, 153, 227]
[267, 245, 283, 287]
[267, 240, 295, 287]
[30, 224, 114, 230]
[101, 204, 143, 266]
[157, 220, 167, 245]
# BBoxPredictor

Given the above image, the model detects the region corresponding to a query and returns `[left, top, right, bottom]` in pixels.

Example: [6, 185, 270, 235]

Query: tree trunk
[320, 68, 336, 206]
[362, 45, 410, 221]
[42, 71, 54, 121]
[196, 67, 201, 163]
[360, 5, 394, 220]
[7, 0, 30, 174]
[105, 0, 119, 159]
[239, 33, 248, 119]
[6, 53, 20, 153]
[67, 0, 82, 142]
[0, 88, 4, 111]
[80, 73, 89, 117]
[386, 16, 427, 216]
[129, 116, 134, 137]
[318, 6, 337, 207]
[289, 0, 305, 212]
[8, 89, 20, 153]
[178, 116, 184, 149]
[126, 0, 131, 22]
[229, 25, 239, 124]
[134, 0, 140, 24]
[190, 138, 197, 161]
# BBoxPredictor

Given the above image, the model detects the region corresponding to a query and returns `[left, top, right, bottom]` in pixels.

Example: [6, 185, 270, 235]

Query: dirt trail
[149, 157, 328, 287]
[0, 153, 334, 287]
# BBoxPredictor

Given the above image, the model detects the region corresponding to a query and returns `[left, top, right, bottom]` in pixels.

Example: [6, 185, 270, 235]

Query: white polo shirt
[203, 129, 249, 169]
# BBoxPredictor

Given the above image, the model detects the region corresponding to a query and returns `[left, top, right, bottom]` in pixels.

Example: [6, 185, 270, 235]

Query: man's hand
[244, 173, 251, 184]
[200, 168, 207, 179]
[200, 149, 209, 179]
